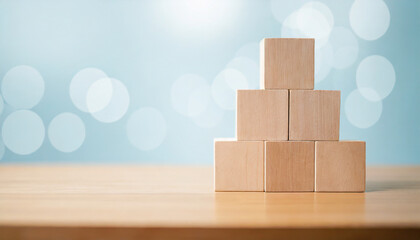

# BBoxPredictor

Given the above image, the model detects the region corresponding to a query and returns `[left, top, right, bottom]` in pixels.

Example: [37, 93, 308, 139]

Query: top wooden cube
[260, 38, 314, 90]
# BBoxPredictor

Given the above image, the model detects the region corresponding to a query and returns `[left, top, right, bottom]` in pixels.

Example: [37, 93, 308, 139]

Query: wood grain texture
[0, 166, 420, 240]
[289, 90, 340, 140]
[265, 141, 314, 192]
[2, 226, 420, 240]
[260, 38, 314, 90]
[214, 139, 264, 191]
[237, 90, 288, 141]
[315, 141, 366, 192]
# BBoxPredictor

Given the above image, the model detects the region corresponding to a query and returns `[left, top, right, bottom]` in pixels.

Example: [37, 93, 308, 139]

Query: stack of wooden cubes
[214, 38, 366, 192]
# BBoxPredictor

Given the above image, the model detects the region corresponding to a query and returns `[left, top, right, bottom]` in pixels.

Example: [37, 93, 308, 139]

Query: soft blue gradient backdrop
[0, 0, 419, 164]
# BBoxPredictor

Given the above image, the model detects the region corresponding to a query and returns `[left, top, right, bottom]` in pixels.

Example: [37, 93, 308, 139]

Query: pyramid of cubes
[214, 38, 366, 192]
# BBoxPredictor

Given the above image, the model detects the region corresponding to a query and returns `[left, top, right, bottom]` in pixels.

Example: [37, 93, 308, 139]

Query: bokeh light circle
[192, 96, 224, 128]
[48, 112, 85, 153]
[281, 1, 334, 49]
[88, 78, 130, 123]
[271, 0, 307, 23]
[297, 4, 332, 41]
[226, 57, 259, 89]
[330, 27, 359, 69]
[0, 140, 5, 160]
[281, 11, 305, 39]
[86, 78, 114, 113]
[70, 68, 108, 112]
[345, 89, 383, 129]
[1, 65, 44, 109]
[235, 42, 259, 61]
[211, 68, 248, 110]
[301, 2, 334, 29]
[0, 95, 4, 116]
[356, 55, 395, 101]
[2, 110, 45, 155]
[127, 107, 166, 151]
[189, 84, 212, 117]
[350, 0, 390, 41]
[315, 43, 334, 83]
[171, 74, 210, 117]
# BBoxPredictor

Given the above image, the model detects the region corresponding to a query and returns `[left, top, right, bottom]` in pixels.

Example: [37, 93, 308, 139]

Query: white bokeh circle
[356, 55, 395, 101]
[315, 43, 334, 83]
[157, 0, 236, 36]
[48, 112, 85, 153]
[1, 65, 44, 109]
[0, 140, 5, 160]
[0, 95, 4, 116]
[88, 78, 130, 123]
[281, 11, 306, 39]
[192, 97, 224, 128]
[211, 68, 248, 110]
[301, 2, 334, 29]
[226, 57, 259, 89]
[271, 0, 307, 23]
[350, 0, 390, 41]
[297, 3, 333, 42]
[70, 68, 108, 112]
[171, 74, 210, 117]
[281, 1, 334, 49]
[2, 110, 45, 155]
[235, 42, 260, 61]
[189, 84, 212, 117]
[330, 27, 359, 69]
[127, 107, 166, 151]
[345, 89, 383, 128]
[86, 78, 114, 113]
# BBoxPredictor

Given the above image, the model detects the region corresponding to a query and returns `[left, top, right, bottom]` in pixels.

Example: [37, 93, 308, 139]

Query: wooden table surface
[0, 166, 419, 239]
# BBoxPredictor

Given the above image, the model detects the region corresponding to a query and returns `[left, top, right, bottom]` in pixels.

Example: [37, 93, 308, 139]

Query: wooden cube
[260, 38, 314, 90]
[315, 141, 366, 192]
[214, 139, 264, 192]
[237, 90, 288, 141]
[265, 141, 314, 192]
[289, 90, 340, 140]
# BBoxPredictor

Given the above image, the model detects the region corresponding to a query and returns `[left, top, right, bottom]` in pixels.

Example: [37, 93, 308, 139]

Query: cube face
[260, 38, 314, 90]
[289, 90, 340, 140]
[237, 90, 288, 141]
[315, 141, 366, 192]
[214, 140, 264, 192]
[265, 141, 314, 192]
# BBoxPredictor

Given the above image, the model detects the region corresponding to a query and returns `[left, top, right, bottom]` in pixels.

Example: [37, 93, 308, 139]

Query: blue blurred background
[0, 0, 419, 165]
